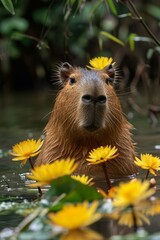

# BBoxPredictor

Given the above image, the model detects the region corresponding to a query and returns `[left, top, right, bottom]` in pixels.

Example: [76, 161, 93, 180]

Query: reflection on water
[0, 92, 160, 236]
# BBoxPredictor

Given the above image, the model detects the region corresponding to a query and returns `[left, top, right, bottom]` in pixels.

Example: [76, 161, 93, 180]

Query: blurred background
[0, 0, 160, 147]
[0, 0, 160, 231]
[0, 0, 159, 93]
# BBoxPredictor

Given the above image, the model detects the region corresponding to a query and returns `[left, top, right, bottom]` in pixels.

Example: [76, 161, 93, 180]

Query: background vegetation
[0, 0, 160, 119]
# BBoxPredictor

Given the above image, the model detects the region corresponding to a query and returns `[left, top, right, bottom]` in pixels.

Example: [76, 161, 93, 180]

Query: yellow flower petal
[71, 174, 93, 185]
[60, 228, 104, 240]
[87, 57, 113, 70]
[112, 179, 155, 208]
[134, 154, 160, 176]
[10, 138, 44, 164]
[48, 201, 101, 230]
[21, 159, 28, 166]
[145, 200, 160, 216]
[27, 158, 78, 187]
[117, 210, 150, 227]
[86, 145, 118, 165]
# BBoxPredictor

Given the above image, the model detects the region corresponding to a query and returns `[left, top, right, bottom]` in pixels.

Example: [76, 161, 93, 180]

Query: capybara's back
[35, 60, 138, 187]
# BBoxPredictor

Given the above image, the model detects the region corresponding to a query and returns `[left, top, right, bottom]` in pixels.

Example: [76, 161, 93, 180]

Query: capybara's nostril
[82, 94, 92, 104]
[97, 95, 106, 104]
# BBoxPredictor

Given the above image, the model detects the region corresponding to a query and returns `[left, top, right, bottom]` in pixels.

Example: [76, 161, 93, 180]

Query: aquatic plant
[9, 138, 44, 166]
[134, 153, 160, 179]
[86, 145, 119, 190]
[27, 158, 78, 187]
[71, 174, 94, 186]
[112, 179, 155, 207]
[86, 57, 113, 70]
[48, 201, 101, 229]
[48, 201, 102, 240]
[86, 145, 119, 165]
[107, 179, 156, 231]
[1, 148, 160, 239]
[10, 138, 44, 196]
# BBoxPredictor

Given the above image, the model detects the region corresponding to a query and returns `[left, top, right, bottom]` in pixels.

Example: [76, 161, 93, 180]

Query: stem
[101, 162, 112, 191]
[29, 158, 43, 197]
[145, 169, 149, 180]
[132, 206, 138, 233]
[127, 0, 160, 46]
[29, 157, 34, 169]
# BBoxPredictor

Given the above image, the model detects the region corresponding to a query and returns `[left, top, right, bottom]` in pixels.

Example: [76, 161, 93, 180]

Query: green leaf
[128, 33, 137, 51]
[45, 176, 103, 203]
[146, 4, 160, 20]
[100, 31, 125, 46]
[89, 0, 103, 18]
[106, 0, 117, 16]
[128, 34, 154, 51]
[134, 36, 154, 43]
[147, 46, 160, 59]
[0, 0, 15, 15]
[118, 13, 132, 18]
[0, 17, 29, 35]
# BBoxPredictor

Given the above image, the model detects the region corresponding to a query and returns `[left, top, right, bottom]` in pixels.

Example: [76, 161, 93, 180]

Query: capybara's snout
[81, 94, 107, 105]
[78, 77, 108, 131]
[35, 61, 138, 182]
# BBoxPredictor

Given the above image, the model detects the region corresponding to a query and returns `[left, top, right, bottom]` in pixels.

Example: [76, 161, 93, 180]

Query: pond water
[0, 91, 160, 237]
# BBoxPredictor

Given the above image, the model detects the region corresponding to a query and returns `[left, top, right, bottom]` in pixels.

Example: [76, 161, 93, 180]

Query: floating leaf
[0, 0, 15, 15]
[100, 31, 125, 46]
[45, 175, 103, 203]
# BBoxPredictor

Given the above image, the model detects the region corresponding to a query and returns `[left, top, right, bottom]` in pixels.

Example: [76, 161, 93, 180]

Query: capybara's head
[36, 60, 137, 181]
[53, 62, 123, 140]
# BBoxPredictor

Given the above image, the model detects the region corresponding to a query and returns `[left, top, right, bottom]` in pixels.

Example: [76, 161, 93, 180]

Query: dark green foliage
[45, 175, 103, 204]
[0, 0, 15, 15]
[0, 0, 159, 120]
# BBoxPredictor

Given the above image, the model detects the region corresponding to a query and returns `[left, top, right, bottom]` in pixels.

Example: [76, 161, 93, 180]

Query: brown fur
[35, 62, 138, 187]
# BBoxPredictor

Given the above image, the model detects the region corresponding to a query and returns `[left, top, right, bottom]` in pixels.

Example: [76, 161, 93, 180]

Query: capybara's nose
[82, 94, 106, 104]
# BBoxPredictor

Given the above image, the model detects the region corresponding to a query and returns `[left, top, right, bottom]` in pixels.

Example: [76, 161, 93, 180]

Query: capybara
[35, 62, 138, 188]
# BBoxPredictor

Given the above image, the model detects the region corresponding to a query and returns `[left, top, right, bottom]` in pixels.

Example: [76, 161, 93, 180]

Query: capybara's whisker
[41, 111, 53, 121]
[35, 60, 138, 191]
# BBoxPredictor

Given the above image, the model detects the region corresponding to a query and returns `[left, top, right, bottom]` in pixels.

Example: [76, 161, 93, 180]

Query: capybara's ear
[60, 62, 74, 83]
[103, 64, 115, 85]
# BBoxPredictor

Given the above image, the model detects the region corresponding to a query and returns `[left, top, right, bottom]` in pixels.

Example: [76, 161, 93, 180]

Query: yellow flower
[27, 158, 78, 187]
[71, 174, 93, 185]
[114, 209, 150, 227]
[10, 138, 44, 165]
[86, 145, 118, 165]
[48, 201, 101, 230]
[145, 199, 160, 216]
[112, 179, 155, 208]
[60, 228, 104, 240]
[87, 57, 113, 70]
[134, 154, 160, 175]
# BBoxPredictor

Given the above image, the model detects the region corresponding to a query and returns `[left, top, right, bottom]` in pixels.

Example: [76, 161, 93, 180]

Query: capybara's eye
[69, 77, 76, 85]
[106, 77, 114, 85]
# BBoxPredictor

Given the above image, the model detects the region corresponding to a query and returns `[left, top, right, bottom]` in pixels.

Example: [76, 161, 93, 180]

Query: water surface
[0, 91, 160, 236]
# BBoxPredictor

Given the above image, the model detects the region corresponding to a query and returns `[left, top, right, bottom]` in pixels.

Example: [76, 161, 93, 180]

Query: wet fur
[35, 63, 138, 187]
